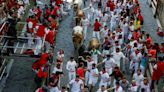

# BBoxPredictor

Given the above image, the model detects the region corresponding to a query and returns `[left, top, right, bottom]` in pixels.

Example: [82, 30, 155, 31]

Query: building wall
[156, 0, 164, 28]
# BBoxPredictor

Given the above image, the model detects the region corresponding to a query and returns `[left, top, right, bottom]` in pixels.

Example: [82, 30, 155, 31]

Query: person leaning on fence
[36, 6, 42, 23]
[6, 11, 19, 55]
[151, 57, 164, 90]
[34, 23, 49, 55]
[26, 14, 37, 48]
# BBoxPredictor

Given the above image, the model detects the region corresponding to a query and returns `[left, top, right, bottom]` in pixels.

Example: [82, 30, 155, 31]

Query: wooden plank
[0, 59, 6, 73]
[0, 22, 6, 33]
[0, 66, 6, 80]
[0, 55, 40, 60]
[0, 35, 41, 39]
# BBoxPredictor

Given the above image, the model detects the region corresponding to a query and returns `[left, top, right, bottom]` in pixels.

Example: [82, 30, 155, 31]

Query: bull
[88, 38, 100, 51]
[73, 0, 84, 26]
[72, 26, 84, 50]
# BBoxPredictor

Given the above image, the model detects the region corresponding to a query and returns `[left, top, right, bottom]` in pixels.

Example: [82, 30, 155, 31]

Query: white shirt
[129, 25, 134, 32]
[66, 61, 77, 72]
[69, 79, 83, 92]
[129, 40, 138, 47]
[57, 52, 64, 59]
[130, 52, 142, 63]
[103, 58, 115, 69]
[90, 68, 99, 79]
[100, 28, 108, 37]
[49, 87, 60, 92]
[133, 73, 144, 86]
[87, 60, 94, 70]
[101, 14, 109, 22]
[100, 72, 110, 83]
[52, 67, 62, 74]
[97, 89, 108, 92]
[129, 85, 138, 92]
[122, 23, 129, 34]
[94, 9, 102, 19]
[114, 86, 123, 92]
[140, 81, 150, 92]
[81, 18, 89, 26]
[112, 45, 121, 52]
[28, 22, 33, 29]
[112, 51, 125, 63]
[111, 14, 117, 23]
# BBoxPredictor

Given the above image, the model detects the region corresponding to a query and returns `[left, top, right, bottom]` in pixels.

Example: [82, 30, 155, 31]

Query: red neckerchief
[102, 70, 106, 74]
[104, 40, 109, 44]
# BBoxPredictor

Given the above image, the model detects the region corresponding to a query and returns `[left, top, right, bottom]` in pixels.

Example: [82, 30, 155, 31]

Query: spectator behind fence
[151, 57, 164, 90]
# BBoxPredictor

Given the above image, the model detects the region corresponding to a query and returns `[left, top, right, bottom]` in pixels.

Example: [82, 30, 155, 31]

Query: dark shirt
[110, 70, 123, 81]
[7, 18, 18, 38]
[102, 41, 111, 50]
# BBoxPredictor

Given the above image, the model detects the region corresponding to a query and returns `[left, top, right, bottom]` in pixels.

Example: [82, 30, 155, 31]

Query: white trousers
[110, 21, 116, 31]
[115, 60, 120, 67]
[92, 54, 98, 64]
[34, 36, 42, 55]
[89, 77, 98, 86]
[93, 31, 100, 41]
[83, 26, 88, 40]
[85, 71, 90, 85]
[99, 80, 108, 88]
[140, 65, 145, 74]
[68, 71, 76, 82]
[27, 33, 32, 48]
[102, 49, 109, 56]
[23, 0, 30, 5]
[45, 41, 51, 52]
[105, 67, 113, 75]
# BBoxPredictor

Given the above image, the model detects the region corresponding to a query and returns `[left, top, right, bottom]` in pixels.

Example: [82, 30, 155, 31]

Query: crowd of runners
[33, 0, 164, 92]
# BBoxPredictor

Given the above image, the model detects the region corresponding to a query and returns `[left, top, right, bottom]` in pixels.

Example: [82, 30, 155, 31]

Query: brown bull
[88, 38, 100, 50]
[75, 10, 84, 26]
[72, 26, 84, 50]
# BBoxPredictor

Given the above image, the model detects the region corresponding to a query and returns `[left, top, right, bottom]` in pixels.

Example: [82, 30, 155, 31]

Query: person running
[93, 19, 102, 41]
[99, 67, 111, 88]
[66, 57, 77, 82]
[88, 63, 99, 92]
[69, 75, 84, 92]
[81, 16, 90, 40]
